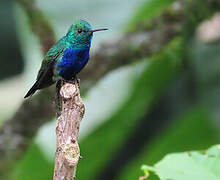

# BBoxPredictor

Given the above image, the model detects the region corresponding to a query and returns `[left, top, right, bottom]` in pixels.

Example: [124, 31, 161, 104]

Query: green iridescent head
[66, 19, 108, 48]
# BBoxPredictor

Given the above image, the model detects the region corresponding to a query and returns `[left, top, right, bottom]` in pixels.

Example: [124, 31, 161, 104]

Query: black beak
[89, 28, 108, 33]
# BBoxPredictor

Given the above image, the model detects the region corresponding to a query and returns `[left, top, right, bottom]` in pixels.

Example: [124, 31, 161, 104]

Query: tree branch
[54, 80, 84, 180]
[80, 9, 183, 89]
[18, 0, 56, 53]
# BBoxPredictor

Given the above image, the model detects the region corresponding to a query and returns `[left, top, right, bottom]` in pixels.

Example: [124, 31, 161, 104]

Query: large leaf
[142, 144, 220, 180]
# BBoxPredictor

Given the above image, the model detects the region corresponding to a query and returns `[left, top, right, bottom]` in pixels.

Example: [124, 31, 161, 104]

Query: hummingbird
[24, 20, 107, 98]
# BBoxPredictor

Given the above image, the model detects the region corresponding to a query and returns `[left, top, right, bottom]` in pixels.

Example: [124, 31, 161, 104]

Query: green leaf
[142, 145, 220, 180]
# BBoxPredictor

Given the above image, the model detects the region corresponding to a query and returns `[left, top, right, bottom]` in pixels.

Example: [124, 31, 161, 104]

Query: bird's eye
[77, 29, 82, 33]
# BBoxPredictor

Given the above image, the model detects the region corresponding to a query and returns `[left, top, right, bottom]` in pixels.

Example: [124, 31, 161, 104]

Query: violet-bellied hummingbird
[24, 20, 107, 98]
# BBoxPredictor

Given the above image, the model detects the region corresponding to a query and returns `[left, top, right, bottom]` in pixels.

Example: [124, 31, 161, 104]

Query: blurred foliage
[127, 0, 175, 32]
[2, 0, 220, 179]
[0, 0, 23, 80]
[12, 143, 53, 180]
[119, 107, 219, 179]
[142, 144, 220, 180]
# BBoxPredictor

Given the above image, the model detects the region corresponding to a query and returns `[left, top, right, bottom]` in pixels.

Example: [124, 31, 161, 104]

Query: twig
[53, 80, 84, 180]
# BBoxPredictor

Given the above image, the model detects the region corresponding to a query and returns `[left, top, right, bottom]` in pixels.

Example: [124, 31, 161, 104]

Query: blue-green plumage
[24, 20, 107, 98]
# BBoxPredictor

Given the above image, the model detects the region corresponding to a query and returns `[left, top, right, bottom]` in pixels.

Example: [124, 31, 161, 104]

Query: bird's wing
[37, 37, 67, 87]
[37, 38, 66, 80]
[24, 37, 67, 98]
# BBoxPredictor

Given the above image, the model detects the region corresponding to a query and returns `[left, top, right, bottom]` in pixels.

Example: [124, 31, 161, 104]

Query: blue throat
[58, 47, 90, 80]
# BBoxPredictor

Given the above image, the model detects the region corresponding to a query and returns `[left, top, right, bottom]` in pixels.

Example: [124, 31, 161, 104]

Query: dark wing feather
[24, 37, 66, 98]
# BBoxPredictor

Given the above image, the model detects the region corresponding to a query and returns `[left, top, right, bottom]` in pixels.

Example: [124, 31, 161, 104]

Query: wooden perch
[53, 80, 85, 180]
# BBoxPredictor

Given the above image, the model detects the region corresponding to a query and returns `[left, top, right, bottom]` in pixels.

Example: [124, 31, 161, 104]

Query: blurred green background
[1, 0, 220, 179]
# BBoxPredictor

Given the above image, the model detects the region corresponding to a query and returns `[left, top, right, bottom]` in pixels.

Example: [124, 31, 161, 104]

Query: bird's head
[67, 19, 107, 48]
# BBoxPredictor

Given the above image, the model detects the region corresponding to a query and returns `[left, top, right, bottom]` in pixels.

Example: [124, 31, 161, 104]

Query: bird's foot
[55, 80, 62, 115]
[74, 76, 80, 89]
[75, 77, 80, 86]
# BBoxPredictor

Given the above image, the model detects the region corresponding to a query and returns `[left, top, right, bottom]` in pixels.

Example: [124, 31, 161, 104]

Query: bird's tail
[24, 81, 39, 98]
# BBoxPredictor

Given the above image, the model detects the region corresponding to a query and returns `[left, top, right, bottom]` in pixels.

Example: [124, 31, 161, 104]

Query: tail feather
[24, 81, 39, 98]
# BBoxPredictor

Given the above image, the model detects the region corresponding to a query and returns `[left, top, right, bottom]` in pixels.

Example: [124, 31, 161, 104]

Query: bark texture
[53, 80, 84, 180]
